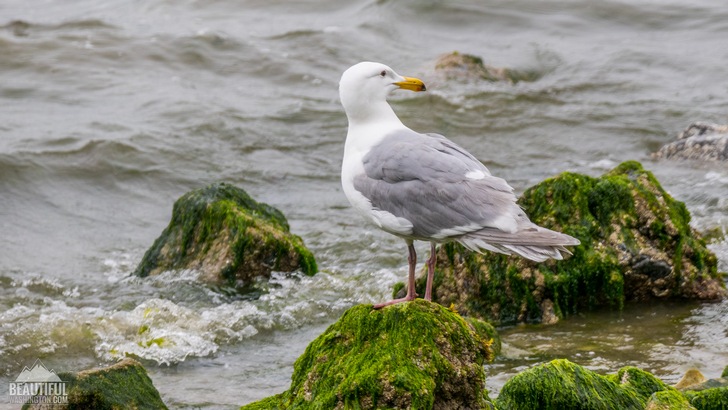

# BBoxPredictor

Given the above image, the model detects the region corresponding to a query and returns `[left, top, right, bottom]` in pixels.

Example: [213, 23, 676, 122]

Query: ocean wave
[0, 265, 402, 368]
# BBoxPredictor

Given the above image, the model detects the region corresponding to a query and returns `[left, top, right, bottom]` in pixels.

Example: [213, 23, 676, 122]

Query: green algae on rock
[134, 182, 317, 287]
[417, 161, 726, 325]
[684, 387, 728, 410]
[241, 300, 495, 410]
[496, 359, 673, 410]
[238, 393, 286, 410]
[495, 360, 728, 410]
[465, 316, 502, 357]
[646, 389, 697, 410]
[23, 358, 167, 410]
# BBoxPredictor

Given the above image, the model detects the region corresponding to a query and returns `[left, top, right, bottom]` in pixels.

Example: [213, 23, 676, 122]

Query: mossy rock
[23, 358, 167, 410]
[417, 161, 726, 325]
[465, 316, 502, 357]
[684, 386, 728, 410]
[496, 359, 673, 410]
[134, 182, 317, 287]
[241, 300, 495, 409]
[239, 393, 286, 410]
[646, 389, 697, 410]
[610, 366, 675, 402]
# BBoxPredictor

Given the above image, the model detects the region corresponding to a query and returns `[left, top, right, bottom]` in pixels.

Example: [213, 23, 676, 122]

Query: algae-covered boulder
[416, 161, 726, 324]
[134, 182, 317, 287]
[684, 387, 728, 410]
[497, 360, 728, 410]
[653, 122, 728, 162]
[645, 389, 697, 410]
[496, 359, 673, 410]
[23, 358, 167, 410]
[241, 300, 495, 409]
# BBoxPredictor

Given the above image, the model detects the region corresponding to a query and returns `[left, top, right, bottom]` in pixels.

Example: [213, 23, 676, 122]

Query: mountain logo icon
[14, 359, 62, 383]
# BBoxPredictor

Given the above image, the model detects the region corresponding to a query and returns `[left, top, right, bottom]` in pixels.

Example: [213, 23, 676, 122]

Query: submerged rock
[433, 51, 538, 83]
[411, 161, 726, 325]
[134, 182, 317, 287]
[653, 122, 728, 161]
[241, 300, 496, 409]
[23, 358, 167, 410]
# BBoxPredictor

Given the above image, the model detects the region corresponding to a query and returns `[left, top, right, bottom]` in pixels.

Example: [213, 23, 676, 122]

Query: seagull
[339, 62, 580, 308]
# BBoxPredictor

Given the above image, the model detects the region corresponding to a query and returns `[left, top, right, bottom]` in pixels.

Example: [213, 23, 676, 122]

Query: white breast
[341, 122, 415, 237]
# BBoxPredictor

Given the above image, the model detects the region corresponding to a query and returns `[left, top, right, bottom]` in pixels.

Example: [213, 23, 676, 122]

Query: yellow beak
[395, 76, 427, 92]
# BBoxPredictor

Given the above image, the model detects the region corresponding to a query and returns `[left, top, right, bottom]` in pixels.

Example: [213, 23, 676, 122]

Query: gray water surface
[1, 0, 727, 408]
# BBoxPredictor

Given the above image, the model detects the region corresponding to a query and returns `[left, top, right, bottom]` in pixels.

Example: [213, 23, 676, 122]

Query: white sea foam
[0, 263, 405, 366]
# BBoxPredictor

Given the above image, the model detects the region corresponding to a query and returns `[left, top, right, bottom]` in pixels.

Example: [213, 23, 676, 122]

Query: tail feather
[458, 225, 580, 262]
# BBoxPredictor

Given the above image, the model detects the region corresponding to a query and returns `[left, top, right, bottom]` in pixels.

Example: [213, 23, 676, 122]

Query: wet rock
[241, 300, 495, 409]
[134, 182, 317, 287]
[496, 360, 672, 410]
[433, 51, 537, 83]
[540, 299, 559, 325]
[678, 374, 728, 393]
[671, 368, 728, 409]
[653, 122, 728, 161]
[675, 369, 708, 390]
[23, 358, 167, 410]
[413, 161, 726, 325]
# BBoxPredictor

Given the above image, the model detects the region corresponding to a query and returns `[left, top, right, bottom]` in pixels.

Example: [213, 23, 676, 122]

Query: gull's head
[339, 62, 426, 123]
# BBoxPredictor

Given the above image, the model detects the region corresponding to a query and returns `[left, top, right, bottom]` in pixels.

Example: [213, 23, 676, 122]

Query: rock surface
[653, 122, 728, 161]
[675, 369, 708, 390]
[241, 300, 496, 409]
[433, 51, 537, 83]
[408, 161, 726, 325]
[134, 182, 317, 287]
[23, 358, 167, 410]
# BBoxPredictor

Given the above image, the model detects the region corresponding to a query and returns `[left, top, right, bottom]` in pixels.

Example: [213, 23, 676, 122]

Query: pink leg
[373, 241, 418, 309]
[424, 242, 436, 301]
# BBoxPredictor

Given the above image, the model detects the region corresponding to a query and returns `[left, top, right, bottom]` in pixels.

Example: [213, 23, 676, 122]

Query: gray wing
[353, 129, 526, 239]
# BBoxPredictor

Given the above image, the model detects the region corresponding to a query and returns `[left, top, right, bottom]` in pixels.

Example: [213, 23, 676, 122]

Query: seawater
[1, 0, 727, 407]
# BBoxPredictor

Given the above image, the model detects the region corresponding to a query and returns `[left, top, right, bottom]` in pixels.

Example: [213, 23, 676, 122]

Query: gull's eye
[379, 70, 387, 77]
